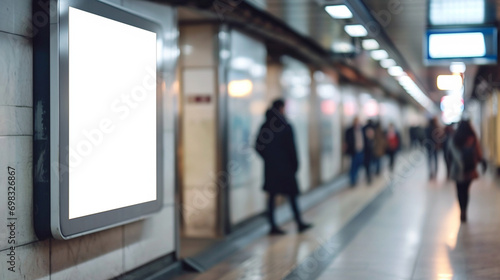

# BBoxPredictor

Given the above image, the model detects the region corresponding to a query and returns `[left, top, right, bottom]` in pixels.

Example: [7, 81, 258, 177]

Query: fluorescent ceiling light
[430, 0, 485, 25]
[332, 41, 355, 53]
[396, 76, 436, 112]
[429, 32, 486, 58]
[325, 5, 353, 19]
[380, 58, 396, 68]
[437, 75, 463, 90]
[344, 25, 368, 37]
[370, 50, 388, 60]
[388, 66, 405, 76]
[362, 39, 379, 50]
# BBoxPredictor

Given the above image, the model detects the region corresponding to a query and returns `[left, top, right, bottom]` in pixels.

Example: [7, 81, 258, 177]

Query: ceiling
[174, 0, 499, 109]
[361, 0, 480, 103]
[262, 0, 498, 105]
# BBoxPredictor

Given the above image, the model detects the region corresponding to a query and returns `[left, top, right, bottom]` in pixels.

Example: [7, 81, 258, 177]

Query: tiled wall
[0, 1, 178, 279]
[179, 24, 219, 237]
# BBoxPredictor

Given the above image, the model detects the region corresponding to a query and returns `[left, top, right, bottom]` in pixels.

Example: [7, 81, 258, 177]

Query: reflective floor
[174, 151, 500, 280]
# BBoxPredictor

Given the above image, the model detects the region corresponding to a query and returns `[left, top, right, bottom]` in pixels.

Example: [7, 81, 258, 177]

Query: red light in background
[321, 100, 336, 115]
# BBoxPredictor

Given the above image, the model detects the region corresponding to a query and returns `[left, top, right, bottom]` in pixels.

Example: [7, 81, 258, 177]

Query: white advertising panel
[68, 7, 157, 219]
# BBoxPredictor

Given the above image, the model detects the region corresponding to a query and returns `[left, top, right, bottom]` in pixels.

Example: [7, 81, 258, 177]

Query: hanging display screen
[425, 27, 497, 65]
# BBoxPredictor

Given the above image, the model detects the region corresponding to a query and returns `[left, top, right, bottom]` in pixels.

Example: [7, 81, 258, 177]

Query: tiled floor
[173, 151, 500, 280]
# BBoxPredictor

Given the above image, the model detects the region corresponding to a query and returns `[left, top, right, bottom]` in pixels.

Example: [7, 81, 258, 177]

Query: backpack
[387, 133, 399, 150]
[462, 143, 477, 173]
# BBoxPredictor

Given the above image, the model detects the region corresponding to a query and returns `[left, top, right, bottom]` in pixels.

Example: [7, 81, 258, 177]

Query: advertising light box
[33, 0, 163, 239]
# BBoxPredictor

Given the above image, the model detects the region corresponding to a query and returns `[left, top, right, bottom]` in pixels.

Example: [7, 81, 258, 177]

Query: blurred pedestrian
[345, 117, 365, 186]
[255, 99, 312, 235]
[426, 117, 442, 179]
[448, 119, 485, 222]
[443, 124, 456, 179]
[386, 123, 401, 171]
[363, 119, 375, 184]
[372, 121, 386, 175]
[409, 126, 417, 148]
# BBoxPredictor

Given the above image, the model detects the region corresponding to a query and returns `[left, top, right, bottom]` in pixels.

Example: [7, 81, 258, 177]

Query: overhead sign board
[425, 27, 498, 65]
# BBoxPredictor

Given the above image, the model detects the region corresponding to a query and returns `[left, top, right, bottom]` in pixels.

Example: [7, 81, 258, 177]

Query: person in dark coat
[255, 99, 312, 235]
[345, 117, 365, 186]
[426, 117, 442, 179]
[448, 119, 485, 222]
[442, 124, 455, 179]
[362, 119, 375, 184]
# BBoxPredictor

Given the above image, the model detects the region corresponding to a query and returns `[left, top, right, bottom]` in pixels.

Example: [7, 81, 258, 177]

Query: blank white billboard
[68, 7, 157, 219]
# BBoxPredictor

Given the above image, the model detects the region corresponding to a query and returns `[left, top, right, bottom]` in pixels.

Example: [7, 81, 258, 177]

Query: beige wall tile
[0, 0, 32, 37]
[51, 226, 124, 280]
[123, 206, 176, 271]
[0, 32, 32, 107]
[0, 136, 36, 250]
[0, 240, 50, 280]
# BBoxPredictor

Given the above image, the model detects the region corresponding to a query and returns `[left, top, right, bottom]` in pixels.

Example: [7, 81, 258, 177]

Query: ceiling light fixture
[344, 25, 368, 37]
[397, 76, 436, 112]
[388, 66, 405, 76]
[362, 39, 379, 50]
[370, 49, 389, 60]
[325, 5, 353, 19]
[332, 41, 356, 53]
[380, 58, 396, 68]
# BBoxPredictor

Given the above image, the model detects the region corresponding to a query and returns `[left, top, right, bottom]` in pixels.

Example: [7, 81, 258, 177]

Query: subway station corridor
[173, 152, 500, 280]
[3, 0, 500, 279]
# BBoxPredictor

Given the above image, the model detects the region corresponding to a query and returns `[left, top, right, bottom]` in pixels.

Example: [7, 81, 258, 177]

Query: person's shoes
[269, 227, 286, 235]
[460, 213, 467, 222]
[298, 223, 313, 233]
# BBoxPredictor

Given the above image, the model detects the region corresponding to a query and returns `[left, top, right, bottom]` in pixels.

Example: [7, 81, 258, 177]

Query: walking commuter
[442, 124, 455, 179]
[386, 123, 401, 171]
[363, 119, 375, 184]
[255, 99, 312, 235]
[372, 121, 386, 175]
[426, 117, 442, 179]
[447, 119, 485, 222]
[345, 117, 365, 186]
[409, 126, 417, 148]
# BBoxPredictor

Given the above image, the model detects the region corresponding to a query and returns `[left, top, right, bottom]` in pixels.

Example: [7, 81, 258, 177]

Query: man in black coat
[345, 117, 365, 186]
[255, 99, 312, 235]
[362, 119, 375, 184]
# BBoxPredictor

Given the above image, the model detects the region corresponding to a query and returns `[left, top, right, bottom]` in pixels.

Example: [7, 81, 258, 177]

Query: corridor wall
[0, 1, 178, 279]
